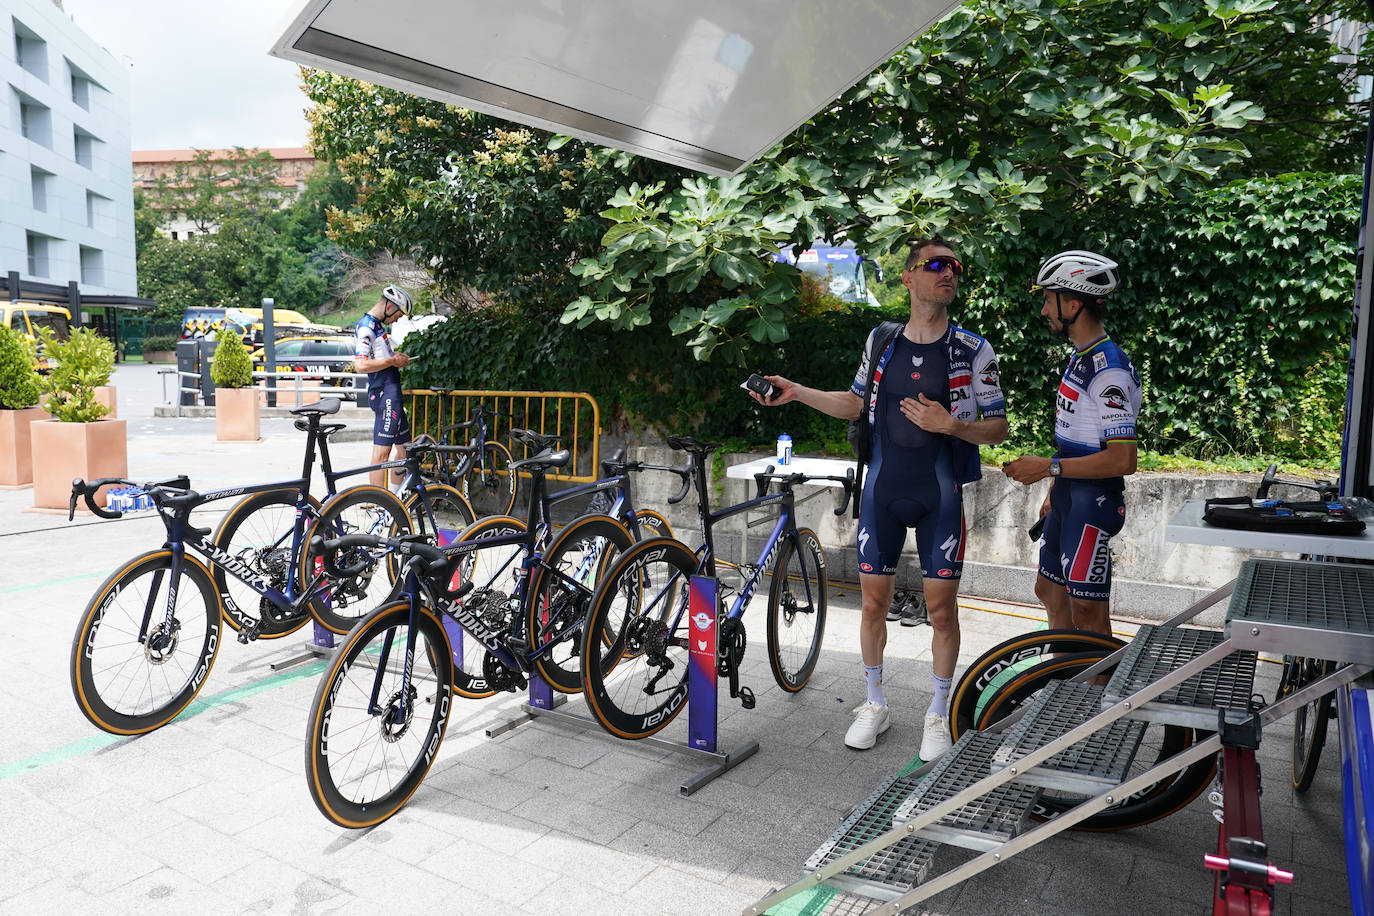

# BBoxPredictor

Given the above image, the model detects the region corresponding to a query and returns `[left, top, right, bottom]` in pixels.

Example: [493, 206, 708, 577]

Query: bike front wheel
[70, 550, 222, 734]
[404, 483, 475, 546]
[528, 514, 634, 694]
[463, 441, 517, 518]
[766, 527, 827, 692]
[304, 601, 454, 827]
[1279, 655, 1336, 792]
[581, 536, 696, 740]
[300, 485, 413, 634]
[211, 488, 319, 638]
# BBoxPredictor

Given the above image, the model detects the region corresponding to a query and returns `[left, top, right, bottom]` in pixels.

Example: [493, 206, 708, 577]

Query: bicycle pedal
[237, 623, 261, 645]
[738, 686, 755, 710]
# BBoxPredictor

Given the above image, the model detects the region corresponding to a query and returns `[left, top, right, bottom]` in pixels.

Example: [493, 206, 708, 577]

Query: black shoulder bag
[846, 320, 903, 517]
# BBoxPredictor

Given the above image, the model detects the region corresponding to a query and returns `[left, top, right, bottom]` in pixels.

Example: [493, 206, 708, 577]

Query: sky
[58, 0, 311, 151]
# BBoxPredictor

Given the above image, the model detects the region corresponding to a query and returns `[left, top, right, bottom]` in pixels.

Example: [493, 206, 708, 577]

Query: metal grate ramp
[991, 679, 1147, 794]
[803, 766, 937, 901]
[892, 733, 1039, 851]
[1103, 625, 1257, 728]
[1227, 558, 1374, 664]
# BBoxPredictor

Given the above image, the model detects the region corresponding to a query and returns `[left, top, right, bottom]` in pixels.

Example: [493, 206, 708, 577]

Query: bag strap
[851, 320, 904, 518]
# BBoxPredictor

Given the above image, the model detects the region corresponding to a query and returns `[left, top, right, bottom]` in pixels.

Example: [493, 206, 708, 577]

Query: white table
[1165, 498, 1374, 560]
[724, 456, 856, 565]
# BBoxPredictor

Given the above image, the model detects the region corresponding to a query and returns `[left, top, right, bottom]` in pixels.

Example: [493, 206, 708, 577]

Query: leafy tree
[145, 148, 286, 234]
[301, 0, 1370, 359]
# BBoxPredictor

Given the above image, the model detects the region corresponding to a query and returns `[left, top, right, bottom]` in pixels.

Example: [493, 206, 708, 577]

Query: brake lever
[667, 465, 693, 505]
[834, 469, 856, 517]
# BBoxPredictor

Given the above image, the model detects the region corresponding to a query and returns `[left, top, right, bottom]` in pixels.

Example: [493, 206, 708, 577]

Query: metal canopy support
[1344, 0, 1374, 500]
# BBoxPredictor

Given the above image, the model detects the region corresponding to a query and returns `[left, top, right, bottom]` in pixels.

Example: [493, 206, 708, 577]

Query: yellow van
[2, 302, 71, 370]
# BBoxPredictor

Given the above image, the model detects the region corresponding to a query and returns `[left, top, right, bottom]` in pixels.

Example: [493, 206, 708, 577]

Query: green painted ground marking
[2, 569, 108, 595]
[0, 659, 326, 782]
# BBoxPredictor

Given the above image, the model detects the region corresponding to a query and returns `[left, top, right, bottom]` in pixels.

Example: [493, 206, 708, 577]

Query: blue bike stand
[484, 575, 758, 795]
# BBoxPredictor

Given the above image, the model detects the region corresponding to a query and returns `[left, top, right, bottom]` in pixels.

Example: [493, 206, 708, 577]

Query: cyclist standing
[752, 235, 1008, 760]
[1003, 250, 1141, 638]
[354, 284, 414, 492]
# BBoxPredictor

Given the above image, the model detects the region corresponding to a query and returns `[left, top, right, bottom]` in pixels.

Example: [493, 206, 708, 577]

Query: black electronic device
[741, 373, 778, 401]
[1028, 516, 1045, 542]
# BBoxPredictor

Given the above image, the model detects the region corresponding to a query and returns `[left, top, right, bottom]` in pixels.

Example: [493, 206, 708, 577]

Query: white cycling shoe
[919, 713, 953, 761]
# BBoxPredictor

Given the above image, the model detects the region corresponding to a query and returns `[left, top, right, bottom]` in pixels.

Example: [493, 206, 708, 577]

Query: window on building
[13, 18, 48, 82]
[31, 167, 51, 212]
[170, 231, 178, 241]
[80, 246, 104, 286]
[73, 128, 98, 169]
[26, 232, 51, 278]
[86, 190, 113, 230]
[18, 94, 52, 148]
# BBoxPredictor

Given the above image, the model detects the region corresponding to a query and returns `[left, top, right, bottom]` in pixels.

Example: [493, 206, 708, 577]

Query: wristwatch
[1048, 458, 1062, 478]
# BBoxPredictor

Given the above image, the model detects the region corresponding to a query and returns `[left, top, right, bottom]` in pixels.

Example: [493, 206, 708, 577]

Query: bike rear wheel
[304, 601, 454, 827]
[581, 537, 696, 739]
[463, 441, 517, 518]
[70, 551, 222, 734]
[766, 527, 827, 692]
[528, 515, 634, 693]
[299, 485, 413, 634]
[211, 488, 319, 638]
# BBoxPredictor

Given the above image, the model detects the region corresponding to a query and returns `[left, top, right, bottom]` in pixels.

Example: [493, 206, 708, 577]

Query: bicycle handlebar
[1256, 462, 1338, 502]
[69, 475, 193, 522]
[312, 533, 454, 579]
[748, 468, 857, 516]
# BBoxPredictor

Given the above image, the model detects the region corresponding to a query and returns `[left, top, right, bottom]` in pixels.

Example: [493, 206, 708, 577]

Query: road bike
[578, 435, 854, 740]
[209, 398, 476, 641]
[302, 439, 686, 826]
[423, 401, 517, 518]
[67, 473, 342, 735]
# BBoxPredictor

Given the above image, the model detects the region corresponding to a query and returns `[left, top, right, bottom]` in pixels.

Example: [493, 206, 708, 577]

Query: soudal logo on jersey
[1070, 525, 1111, 585]
[950, 373, 972, 388]
[1057, 381, 1079, 414]
[1100, 385, 1128, 410]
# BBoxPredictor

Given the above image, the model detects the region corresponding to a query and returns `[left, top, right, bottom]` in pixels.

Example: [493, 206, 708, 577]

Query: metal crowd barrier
[404, 389, 601, 483]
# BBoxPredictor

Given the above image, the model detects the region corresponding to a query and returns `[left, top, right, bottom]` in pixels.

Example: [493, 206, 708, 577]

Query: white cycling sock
[928, 674, 953, 718]
[864, 664, 886, 707]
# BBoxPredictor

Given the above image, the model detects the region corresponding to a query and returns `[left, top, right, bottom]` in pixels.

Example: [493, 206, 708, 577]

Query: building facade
[132, 147, 317, 240]
[1, 0, 136, 296]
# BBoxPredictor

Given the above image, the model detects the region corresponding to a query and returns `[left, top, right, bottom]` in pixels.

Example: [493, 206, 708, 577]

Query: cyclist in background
[1003, 250, 1141, 638]
[355, 284, 414, 493]
[752, 234, 1008, 761]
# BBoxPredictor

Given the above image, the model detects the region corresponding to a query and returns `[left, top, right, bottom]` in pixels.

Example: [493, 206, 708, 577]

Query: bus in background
[776, 241, 884, 307]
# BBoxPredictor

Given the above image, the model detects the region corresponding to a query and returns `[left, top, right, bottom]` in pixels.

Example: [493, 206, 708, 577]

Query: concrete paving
[0, 364, 1352, 915]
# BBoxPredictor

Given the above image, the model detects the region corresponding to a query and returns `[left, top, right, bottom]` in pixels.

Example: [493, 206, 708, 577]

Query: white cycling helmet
[1031, 250, 1119, 298]
[381, 284, 414, 317]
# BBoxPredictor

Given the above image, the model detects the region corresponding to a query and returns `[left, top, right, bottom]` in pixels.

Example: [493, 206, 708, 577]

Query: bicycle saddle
[510, 449, 571, 473]
[511, 428, 560, 452]
[667, 435, 719, 455]
[291, 398, 342, 417]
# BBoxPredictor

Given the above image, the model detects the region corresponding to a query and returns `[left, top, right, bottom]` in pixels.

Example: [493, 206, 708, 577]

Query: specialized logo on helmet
[1100, 385, 1128, 410]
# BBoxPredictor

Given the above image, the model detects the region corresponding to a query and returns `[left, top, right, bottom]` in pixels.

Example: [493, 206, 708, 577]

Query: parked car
[2, 302, 71, 370]
[250, 334, 364, 404]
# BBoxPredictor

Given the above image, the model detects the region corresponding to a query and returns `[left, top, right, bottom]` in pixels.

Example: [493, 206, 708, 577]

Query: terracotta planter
[143, 350, 176, 364]
[216, 387, 261, 441]
[30, 418, 128, 510]
[0, 406, 47, 487]
[94, 385, 117, 419]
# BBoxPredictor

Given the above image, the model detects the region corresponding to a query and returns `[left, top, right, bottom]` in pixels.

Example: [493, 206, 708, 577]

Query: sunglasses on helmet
[911, 256, 963, 278]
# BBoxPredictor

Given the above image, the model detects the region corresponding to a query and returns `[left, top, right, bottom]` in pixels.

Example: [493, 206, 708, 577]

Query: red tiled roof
[131, 147, 314, 163]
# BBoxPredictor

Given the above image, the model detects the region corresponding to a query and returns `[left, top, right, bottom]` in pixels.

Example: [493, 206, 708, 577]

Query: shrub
[38, 327, 115, 422]
[142, 334, 180, 354]
[0, 323, 41, 409]
[210, 328, 253, 389]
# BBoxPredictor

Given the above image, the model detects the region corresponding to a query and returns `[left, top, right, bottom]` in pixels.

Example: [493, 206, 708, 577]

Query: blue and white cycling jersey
[355, 314, 401, 394]
[1053, 334, 1141, 485]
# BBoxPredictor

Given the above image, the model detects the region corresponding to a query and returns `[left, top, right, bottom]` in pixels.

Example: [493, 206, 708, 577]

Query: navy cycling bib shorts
[1037, 482, 1124, 601]
[369, 384, 410, 447]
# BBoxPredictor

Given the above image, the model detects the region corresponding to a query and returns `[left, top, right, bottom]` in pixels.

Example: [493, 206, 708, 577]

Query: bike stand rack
[269, 622, 335, 671]
[483, 575, 760, 795]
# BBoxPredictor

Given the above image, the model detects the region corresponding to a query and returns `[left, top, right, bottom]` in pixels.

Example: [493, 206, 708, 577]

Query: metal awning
[270, 0, 961, 177]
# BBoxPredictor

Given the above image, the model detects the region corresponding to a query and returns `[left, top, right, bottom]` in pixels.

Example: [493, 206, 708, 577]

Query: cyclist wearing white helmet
[1004, 250, 1141, 637]
[751, 234, 1009, 761]
[355, 284, 415, 490]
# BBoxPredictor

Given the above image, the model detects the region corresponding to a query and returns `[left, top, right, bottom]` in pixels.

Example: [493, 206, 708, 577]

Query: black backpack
[846, 320, 903, 516]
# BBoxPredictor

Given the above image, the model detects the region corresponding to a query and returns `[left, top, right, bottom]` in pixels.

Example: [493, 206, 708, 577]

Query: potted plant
[141, 334, 180, 364]
[211, 327, 260, 441]
[0, 323, 46, 487]
[30, 327, 126, 509]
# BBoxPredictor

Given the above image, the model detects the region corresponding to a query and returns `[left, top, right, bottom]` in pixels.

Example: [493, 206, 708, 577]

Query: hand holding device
[741, 373, 778, 402]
